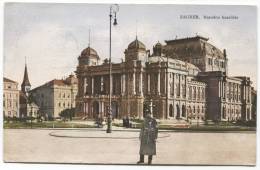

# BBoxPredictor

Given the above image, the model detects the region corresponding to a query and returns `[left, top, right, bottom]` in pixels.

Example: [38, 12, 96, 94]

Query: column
[85, 102, 88, 117]
[133, 72, 136, 95]
[121, 74, 125, 95]
[222, 81, 224, 98]
[172, 73, 175, 97]
[91, 77, 94, 94]
[83, 102, 86, 115]
[83, 77, 87, 95]
[165, 71, 168, 96]
[157, 71, 160, 95]
[139, 72, 143, 96]
[218, 80, 221, 98]
[148, 73, 150, 94]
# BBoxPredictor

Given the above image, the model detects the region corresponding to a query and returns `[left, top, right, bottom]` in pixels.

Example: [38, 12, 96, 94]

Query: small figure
[137, 112, 158, 165]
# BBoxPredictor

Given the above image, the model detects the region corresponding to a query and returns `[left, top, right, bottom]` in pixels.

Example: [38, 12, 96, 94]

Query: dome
[128, 38, 146, 50]
[155, 41, 162, 47]
[153, 41, 162, 56]
[80, 47, 99, 59]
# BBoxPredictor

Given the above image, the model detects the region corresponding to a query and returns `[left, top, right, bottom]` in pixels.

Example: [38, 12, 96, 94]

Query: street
[4, 129, 256, 165]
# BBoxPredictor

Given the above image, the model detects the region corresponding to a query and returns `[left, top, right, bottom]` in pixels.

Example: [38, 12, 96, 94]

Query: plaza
[4, 128, 256, 165]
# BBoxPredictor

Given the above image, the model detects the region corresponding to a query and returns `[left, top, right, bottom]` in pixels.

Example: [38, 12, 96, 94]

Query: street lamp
[107, 4, 119, 133]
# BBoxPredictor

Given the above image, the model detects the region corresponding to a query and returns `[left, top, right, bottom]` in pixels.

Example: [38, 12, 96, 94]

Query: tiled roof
[3, 77, 18, 83]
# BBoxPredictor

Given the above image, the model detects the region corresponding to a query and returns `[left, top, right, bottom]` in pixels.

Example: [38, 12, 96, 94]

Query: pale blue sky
[4, 3, 257, 88]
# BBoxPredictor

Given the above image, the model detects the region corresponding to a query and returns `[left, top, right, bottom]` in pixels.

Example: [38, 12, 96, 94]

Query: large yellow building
[75, 35, 253, 122]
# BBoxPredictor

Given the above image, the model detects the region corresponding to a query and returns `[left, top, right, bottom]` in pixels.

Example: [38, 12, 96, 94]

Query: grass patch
[4, 121, 96, 129]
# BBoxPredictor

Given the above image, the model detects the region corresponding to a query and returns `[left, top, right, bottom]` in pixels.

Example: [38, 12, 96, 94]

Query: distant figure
[137, 113, 158, 165]
[126, 114, 131, 128]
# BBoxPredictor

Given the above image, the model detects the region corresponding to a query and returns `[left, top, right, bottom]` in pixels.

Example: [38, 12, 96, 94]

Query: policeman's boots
[148, 155, 153, 165]
[137, 154, 144, 164]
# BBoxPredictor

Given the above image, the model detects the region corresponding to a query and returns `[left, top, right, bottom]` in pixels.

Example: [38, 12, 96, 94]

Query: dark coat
[139, 116, 158, 155]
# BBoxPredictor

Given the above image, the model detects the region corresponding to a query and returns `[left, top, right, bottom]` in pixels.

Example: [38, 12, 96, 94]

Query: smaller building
[3, 77, 19, 118]
[30, 74, 78, 118]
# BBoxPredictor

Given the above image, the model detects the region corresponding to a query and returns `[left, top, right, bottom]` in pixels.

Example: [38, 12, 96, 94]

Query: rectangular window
[182, 84, 186, 98]
[208, 58, 211, 65]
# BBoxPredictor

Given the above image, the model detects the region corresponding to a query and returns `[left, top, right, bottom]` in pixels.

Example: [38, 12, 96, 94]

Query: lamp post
[107, 4, 119, 133]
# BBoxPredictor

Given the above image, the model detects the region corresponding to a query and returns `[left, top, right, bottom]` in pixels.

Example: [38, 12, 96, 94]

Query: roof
[165, 35, 209, 44]
[3, 77, 18, 84]
[128, 38, 146, 50]
[164, 35, 225, 59]
[80, 46, 100, 59]
[21, 64, 31, 87]
[148, 56, 201, 72]
[31, 75, 78, 91]
[155, 41, 162, 47]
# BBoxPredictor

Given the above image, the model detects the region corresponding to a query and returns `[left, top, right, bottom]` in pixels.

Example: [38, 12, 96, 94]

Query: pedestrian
[137, 112, 158, 165]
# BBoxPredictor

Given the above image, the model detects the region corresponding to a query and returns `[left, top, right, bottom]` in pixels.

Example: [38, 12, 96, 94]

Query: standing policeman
[137, 112, 158, 165]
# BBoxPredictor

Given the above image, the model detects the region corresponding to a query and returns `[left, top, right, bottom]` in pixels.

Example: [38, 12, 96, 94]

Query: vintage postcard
[2, 2, 257, 166]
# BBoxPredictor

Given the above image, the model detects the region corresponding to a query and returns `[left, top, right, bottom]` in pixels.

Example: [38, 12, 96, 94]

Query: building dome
[80, 47, 99, 59]
[155, 41, 162, 48]
[153, 41, 162, 56]
[127, 38, 146, 50]
[78, 46, 100, 66]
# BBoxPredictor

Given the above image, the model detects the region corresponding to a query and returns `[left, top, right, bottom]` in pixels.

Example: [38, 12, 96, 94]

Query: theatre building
[75, 35, 253, 122]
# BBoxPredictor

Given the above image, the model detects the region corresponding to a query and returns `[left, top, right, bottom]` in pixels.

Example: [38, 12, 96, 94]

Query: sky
[3, 3, 257, 89]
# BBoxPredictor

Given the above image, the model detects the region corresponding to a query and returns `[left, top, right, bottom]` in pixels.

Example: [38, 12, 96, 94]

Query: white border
[0, 1, 259, 170]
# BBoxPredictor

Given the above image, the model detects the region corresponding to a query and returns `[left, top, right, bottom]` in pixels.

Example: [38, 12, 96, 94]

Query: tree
[59, 108, 75, 121]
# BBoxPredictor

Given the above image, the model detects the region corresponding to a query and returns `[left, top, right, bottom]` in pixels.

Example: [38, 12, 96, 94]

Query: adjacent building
[3, 77, 19, 118]
[30, 74, 78, 118]
[75, 35, 253, 122]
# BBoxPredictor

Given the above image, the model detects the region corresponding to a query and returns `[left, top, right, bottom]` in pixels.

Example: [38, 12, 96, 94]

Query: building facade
[3, 77, 20, 118]
[30, 74, 78, 118]
[75, 35, 253, 122]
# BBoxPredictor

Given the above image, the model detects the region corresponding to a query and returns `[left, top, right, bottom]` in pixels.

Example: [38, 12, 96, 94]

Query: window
[176, 83, 180, 97]
[197, 87, 201, 100]
[63, 93, 66, 98]
[214, 59, 219, 66]
[58, 103, 61, 107]
[193, 87, 196, 99]
[188, 86, 192, 100]
[182, 84, 186, 98]
[201, 88, 205, 100]
[208, 58, 212, 65]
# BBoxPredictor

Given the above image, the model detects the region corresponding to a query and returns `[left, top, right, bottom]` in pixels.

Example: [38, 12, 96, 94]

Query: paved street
[4, 129, 256, 165]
